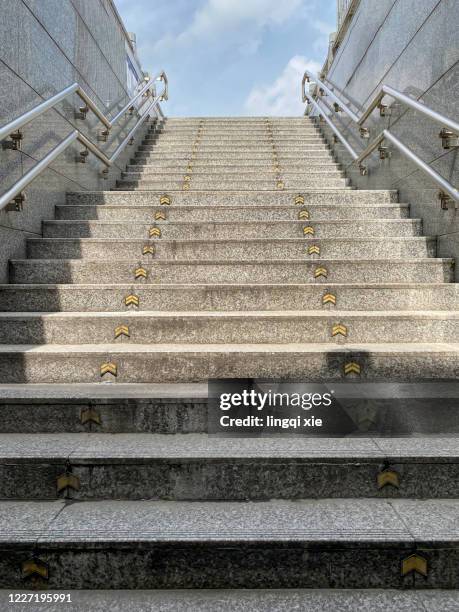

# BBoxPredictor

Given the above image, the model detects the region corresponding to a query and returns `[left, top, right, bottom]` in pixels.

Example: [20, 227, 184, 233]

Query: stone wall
[316, 0, 459, 278]
[0, 0, 149, 282]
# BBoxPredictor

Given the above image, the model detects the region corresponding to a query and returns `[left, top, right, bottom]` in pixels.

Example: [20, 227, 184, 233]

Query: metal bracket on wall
[1, 130, 23, 150]
[439, 128, 459, 150]
[5, 192, 26, 212]
[74, 105, 89, 120]
[98, 129, 110, 143]
[439, 190, 454, 210]
[77, 148, 89, 163]
[378, 145, 390, 160]
[378, 103, 390, 117]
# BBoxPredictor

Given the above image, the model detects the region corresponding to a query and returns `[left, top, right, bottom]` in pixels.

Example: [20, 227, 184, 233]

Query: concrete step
[10, 259, 453, 284]
[1, 498, 458, 588]
[0, 343, 457, 383]
[1, 311, 457, 345]
[137, 144, 330, 152]
[0, 588, 455, 611]
[134, 151, 334, 161]
[143, 138, 326, 146]
[144, 133, 324, 140]
[151, 131, 322, 139]
[41, 220, 423, 239]
[122, 169, 345, 179]
[0, 382, 457, 434]
[27, 238, 435, 260]
[55, 204, 410, 221]
[0, 434, 457, 499]
[66, 190, 398, 206]
[115, 178, 350, 190]
[1, 283, 456, 313]
[127, 161, 340, 170]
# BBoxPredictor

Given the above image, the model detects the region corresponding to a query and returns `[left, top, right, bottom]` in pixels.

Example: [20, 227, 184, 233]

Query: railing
[337, 0, 355, 28]
[302, 70, 459, 207]
[0, 71, 168, 212]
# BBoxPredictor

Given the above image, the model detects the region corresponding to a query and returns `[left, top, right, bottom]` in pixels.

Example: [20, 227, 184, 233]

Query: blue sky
[115, 0, 336, 116]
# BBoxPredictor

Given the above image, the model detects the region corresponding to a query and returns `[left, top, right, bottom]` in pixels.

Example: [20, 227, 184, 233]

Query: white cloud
[244, 56, 321, 116]
[155, 0, 306, 52]
[311, 19, 335, 56]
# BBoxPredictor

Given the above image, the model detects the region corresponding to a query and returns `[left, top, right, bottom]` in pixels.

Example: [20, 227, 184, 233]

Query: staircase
[0, 116, 458, 603]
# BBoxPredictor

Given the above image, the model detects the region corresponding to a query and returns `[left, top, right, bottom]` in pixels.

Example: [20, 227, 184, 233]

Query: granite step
[142, 138, 326, 146]
[0, 382, 457, 435]
[151, 125, 320, 131]
[134, 151, 334, 161]
[66, 190, 398, 206]
[121, 170, 345, 180]
[127, 161, 340, 170]
[41, 219, 423, 239]
[0, 311, 457, 345]
[55, 204, 410, 221]
[143, 133, 325, 140]
[115, 178, 350, 190]
[27, 237, 434, 260]
[137, 144, 330, 152]
[0, 588, 455, 611]
[0, 283, 456, 312]
[0, 343, 457, 383]
[9, 259, 453, 284]
[0, 498, 458, 588]
[0, 434, 457, 499]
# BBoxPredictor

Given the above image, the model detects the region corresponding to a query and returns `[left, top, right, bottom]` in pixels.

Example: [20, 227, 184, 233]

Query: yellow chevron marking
[377, 469, 400, 490]
[295, 194, 305, 206]
[100, 362, 118, 377]
[184, 175, 192, 182]
[80, 407, 101, 426]
[115, 325, 130, 339]
[57, 473, 81, 493]
[125, 294, 139, 307]
[303, 226, 315, 236]
[135, 267, 148, 280]
[322, 293, 336, 305]
[21, 559, 49, 580]
[149, 226, 161, 238]
[344, 362, 361, 376]
[401, 554, 428, 577]
[298, 209, 310, 220]
[143, 245, 155, 256]
[154, 211, 166, 221]
[332, 323, 348, 337]
[314, 267, 328, 278]
[277, 181, 285, 190]
[308, 245, 320, 255]
[160, 195, 171, 206]
[183, 183, 190, 191]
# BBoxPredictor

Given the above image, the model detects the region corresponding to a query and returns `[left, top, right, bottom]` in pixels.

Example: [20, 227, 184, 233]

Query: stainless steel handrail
[305, 95, 359, 161]
[303, 71, 459, 202]
[355, 129, 459, 203]
[0, 71, 167, 142]
[109, 71, 168, 127]
[0, 92, 163, 212]
[304, 70, 459, 137]
[358, 84, 459, 134]
[302, 70, 360, 124]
